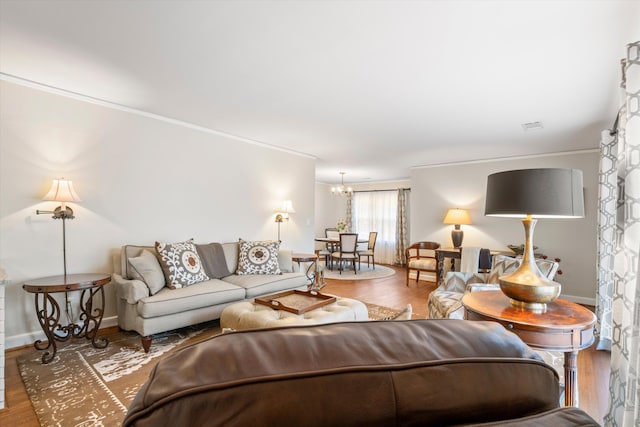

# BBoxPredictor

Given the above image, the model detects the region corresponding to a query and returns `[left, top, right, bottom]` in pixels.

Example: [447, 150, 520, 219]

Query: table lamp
[443, 208, 471, 248]
[36, 178, 81, 277]
[484, 168, 584, 312]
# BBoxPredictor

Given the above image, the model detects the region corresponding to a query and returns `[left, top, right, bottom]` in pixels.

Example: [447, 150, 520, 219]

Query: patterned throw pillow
[236, 240, 281, 275]
[487, 255, 522, 284]
[155, 240, 210, 289]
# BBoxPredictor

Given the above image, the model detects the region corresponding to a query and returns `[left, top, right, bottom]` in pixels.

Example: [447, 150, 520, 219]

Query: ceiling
[1, 1, 638, 185]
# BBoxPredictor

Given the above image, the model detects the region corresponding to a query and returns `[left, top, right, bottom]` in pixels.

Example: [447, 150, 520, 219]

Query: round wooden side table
[462, 290, 596, 408]
[23, 273, 111, 364]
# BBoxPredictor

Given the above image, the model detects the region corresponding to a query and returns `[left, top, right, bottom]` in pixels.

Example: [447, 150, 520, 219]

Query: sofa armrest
[112, 273, 150, 304]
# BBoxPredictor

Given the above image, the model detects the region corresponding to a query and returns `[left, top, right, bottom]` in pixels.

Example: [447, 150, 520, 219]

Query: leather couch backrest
[124, 320, 560, 427]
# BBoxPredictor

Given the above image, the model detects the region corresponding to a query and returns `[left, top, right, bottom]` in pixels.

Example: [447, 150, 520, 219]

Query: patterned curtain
[395, 189, 410, 265]
[596, 128, 617, 351]
[346, 193, 353, 232]
[598, 41, 640, 427]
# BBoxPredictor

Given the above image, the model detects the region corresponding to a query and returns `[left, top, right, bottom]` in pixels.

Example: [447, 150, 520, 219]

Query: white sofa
[111, 242, 308, 352]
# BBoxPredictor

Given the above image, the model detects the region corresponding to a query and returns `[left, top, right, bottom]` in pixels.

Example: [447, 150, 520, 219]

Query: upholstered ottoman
[220, 296, 369, 330]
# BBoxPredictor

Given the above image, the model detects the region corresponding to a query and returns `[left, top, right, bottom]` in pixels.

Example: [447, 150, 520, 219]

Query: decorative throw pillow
[487, 255, 521, 284]
[236, 239, 281, 275]
[128, 249, 166, 295]
[155, 240, 210, 289]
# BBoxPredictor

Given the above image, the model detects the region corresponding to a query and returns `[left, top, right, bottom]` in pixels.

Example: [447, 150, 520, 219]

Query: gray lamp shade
[485, 168, 585, 218]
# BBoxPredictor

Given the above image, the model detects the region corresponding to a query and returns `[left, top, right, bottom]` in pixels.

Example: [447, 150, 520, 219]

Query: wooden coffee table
[462, 290, 596, 407]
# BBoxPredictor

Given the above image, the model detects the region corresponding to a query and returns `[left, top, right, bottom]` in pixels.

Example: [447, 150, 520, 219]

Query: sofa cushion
[236, 240, 281, 275]
[155, 240, 210, 289]
[223, 272, 307, 298]
[128, 249, 165, 295]
[136, 279, 245, 319]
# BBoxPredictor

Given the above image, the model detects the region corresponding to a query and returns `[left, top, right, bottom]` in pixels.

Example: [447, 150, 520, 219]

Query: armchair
[427, 254, 559, 320]
[405, 241, 440, 286]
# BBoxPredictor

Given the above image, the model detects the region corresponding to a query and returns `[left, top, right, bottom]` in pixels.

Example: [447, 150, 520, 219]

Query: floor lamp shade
[36, 178, 82, 277]
[485, 168, 584, 311]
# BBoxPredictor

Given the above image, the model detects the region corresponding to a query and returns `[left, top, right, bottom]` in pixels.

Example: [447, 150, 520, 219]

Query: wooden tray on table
[254, 290, 336, 315]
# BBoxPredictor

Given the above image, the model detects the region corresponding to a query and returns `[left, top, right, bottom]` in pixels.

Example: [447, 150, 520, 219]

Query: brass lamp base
[498, 216, 561, 313]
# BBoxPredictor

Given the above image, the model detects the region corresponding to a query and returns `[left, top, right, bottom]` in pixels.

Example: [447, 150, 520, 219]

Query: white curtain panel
[352, 191, 398, 265]
[598, 41, 640, 427]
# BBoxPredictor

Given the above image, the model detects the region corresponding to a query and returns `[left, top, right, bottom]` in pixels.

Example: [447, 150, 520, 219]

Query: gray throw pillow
[128, 250, 166, 295]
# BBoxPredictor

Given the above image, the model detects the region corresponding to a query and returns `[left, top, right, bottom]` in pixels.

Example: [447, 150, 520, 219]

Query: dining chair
[331, 233, 358, 274]
[357, 231, 378, 270]
[318, 228, 339, 268]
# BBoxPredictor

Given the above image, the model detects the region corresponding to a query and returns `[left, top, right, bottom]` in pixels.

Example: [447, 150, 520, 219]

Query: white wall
[0, 80, 316, 348]
[410, 151, 599, 304]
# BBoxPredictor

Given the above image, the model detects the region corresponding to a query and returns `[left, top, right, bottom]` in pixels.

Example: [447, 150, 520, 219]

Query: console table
[462, 290, 596, 407]
[23, 273, 111, 364]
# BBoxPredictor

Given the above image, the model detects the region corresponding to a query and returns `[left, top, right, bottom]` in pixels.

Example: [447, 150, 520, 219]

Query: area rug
[322, 264, 396, 280]
[18, 303, 401, 427]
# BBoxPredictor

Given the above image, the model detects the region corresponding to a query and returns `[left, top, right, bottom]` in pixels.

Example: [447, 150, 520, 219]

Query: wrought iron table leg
[78, 286, 108, 348]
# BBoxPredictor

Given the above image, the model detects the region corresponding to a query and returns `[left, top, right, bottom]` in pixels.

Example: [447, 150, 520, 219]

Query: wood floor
[1, 264, 609, 426]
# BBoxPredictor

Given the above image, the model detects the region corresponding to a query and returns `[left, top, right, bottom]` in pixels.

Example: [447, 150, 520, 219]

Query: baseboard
[5, 315, 119, 350]
[560, 294, 596, 307]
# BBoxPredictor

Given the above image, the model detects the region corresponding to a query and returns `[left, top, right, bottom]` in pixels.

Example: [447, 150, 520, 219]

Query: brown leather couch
[123, 320, 599, 426]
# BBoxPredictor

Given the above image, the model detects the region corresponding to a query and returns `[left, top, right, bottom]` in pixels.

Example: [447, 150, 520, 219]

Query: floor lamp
[36, 178, 81, 277]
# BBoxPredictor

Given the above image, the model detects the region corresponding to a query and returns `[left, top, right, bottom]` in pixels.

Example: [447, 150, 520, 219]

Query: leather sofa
[123, 320, 599, 426]
[111, 242, 308, 352]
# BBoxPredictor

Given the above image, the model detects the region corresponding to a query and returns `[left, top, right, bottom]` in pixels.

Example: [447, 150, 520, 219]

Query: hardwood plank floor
[1, 264, 609, 425]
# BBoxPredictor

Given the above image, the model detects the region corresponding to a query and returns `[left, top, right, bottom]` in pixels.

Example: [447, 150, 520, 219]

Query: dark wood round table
[23, 273, 111, 363]
[462, 290, 596, 408]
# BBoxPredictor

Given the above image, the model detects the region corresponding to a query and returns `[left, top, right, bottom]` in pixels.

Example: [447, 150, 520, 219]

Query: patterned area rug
[18, 303, 401, 426]
[322, 264, 396, 280]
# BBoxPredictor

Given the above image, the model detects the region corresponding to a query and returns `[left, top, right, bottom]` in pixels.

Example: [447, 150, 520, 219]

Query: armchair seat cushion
[408, 258, 436, 270]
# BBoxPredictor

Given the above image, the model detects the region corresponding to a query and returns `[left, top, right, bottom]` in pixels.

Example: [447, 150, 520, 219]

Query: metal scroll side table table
[462, 290, 596, 408]
[23, 273, 111, 364]
[292, 253, 321, 289]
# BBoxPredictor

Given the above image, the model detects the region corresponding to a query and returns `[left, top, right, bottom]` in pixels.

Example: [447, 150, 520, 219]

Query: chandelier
[331, 172, 353, 196]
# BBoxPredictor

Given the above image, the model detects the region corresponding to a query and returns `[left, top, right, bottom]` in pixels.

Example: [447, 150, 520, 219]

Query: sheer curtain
[596, 41, 640, 427]
[351, 191, 398, 265]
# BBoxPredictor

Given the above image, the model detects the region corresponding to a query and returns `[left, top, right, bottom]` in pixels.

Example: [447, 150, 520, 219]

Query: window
[351, 191, 398, 264]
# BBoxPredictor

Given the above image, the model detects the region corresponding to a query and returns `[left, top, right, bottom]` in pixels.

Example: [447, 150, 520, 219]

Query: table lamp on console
[443, 208, 471, 248]
[484, 168, 584, 312]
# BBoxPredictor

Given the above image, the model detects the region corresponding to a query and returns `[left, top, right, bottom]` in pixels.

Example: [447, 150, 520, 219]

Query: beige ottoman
[220, 296, 369, 331]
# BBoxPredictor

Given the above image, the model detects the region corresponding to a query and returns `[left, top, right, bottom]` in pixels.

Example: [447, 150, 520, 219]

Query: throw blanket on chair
[460, 247, 481, 273]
